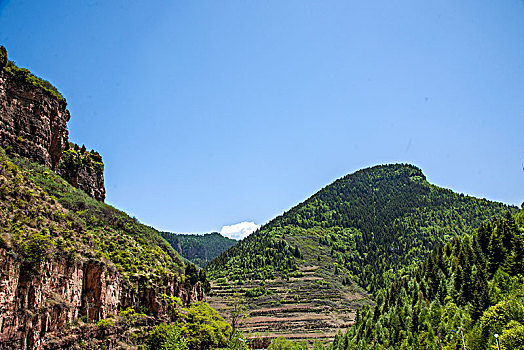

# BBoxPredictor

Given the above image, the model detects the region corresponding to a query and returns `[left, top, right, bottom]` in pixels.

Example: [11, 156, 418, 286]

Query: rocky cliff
[57, 144, 106, 202]
[0, 48, 69, 171]
[0, 248, 202, 349]
[0, 46, 105, 201]
[0, 46, 205, 349]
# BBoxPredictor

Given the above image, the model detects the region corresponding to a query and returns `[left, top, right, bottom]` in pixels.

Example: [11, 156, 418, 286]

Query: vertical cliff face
[0, 249, 203, 349]
[58, 164, 106, 202]
[0, 46, 105, 201]
[0, 46, 205, 349]
[0, 64, 69, 171]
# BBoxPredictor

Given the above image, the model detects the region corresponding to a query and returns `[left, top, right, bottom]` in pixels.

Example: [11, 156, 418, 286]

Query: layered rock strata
[0, 63, 69, 170]
[0, 248, 202, 349]
[0, 46, 105, 201]
[58, 164, 106, 201]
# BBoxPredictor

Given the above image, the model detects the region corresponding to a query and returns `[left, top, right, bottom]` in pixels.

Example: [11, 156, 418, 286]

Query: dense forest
[207, 164, 515, 293]
[330, 209, 524, 350]
[162, 231, 237, 268]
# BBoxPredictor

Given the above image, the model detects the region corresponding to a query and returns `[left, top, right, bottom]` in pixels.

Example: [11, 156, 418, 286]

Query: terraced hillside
[208, 262, 368, 344]
[206, 164, 517, 342]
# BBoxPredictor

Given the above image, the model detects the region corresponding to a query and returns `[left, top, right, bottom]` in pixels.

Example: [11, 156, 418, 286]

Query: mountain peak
[206, 164, 514, 341]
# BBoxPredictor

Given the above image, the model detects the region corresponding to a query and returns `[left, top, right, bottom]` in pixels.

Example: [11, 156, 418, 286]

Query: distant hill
[162, 231, 237, 268]
[206, 164, 516, 342]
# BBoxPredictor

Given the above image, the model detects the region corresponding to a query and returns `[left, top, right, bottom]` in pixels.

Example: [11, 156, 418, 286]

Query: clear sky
[1, 1, 523, 238]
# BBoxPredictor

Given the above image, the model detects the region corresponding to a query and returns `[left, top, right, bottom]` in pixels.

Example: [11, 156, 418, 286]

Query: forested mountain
[205, 164, 515, 341]
[207, 164, 515, 292]
[330, 209, 524, 350]
[161, 231, 237, 267]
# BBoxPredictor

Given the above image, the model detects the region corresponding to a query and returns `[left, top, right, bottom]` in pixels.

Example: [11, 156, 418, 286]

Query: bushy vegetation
[208, 164, 514, 293]
[0, 147, 188, 287]
[147, 323, 188, 350]
[0, 46, 7, 68]
[0, 150, 84, 271]
[72, 301, 232, 350]
[154, 295, 232, 350]
[59, 142, 104, 173]
[329, 210, 524, 350]
[0, 46, 65, 104]
[162, 231, 237, 268]
[268, 337, 309, 350]
[185, 262, 211, 292]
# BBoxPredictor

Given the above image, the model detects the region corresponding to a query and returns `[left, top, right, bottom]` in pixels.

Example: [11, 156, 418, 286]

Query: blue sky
[1, 1, 523, 238]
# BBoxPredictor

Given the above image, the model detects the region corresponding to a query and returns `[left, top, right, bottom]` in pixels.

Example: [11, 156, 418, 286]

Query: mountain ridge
[161, 231, 237, 268]
[206, 163, 516, 342]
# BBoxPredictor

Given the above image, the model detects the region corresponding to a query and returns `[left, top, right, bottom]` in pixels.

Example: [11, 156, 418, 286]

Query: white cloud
[220, 221, 260, 240]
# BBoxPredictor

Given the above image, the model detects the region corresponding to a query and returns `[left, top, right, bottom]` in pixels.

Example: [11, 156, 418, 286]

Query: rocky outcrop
[0, 64, 69, 171]
[0, 46, 210, 349]
[59, 163, 106, 202]
[0, 248, 203, 349]
[57, 146, 106, 202]
[0, 46, 106, 201]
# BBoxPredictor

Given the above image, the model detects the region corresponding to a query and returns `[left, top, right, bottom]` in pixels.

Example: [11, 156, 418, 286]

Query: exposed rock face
[0, 248, 203, 349]
[0, 68, 69, 170]
[57, 150, 106, 202]
[0, 47, 106, 201]
[0, 47, 200, 349]
[61, 165, 105, 202]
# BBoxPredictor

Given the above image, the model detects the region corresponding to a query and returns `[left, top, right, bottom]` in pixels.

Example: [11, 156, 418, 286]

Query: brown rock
[0, 48, 106, 201]
[0, 249, 203, 349]
[0, 69, 69, 170]
[57, 159, 106, 202]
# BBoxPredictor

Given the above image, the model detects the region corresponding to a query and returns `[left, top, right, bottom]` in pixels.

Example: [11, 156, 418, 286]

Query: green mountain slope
[205, 164, 515, 341]
[331, 209, 524, 350]
[0, 143, 231, 349]
[208, 164, 515, 292]
[161, 232, 237, 267]
[2, 148, 185, 285]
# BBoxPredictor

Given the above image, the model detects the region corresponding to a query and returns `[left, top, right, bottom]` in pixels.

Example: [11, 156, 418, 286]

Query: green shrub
[96, 318, 115, 329]
[59, 145, 104, 173]
[5, 60, 65, 104]
[0, 46, 7, 68]
[267, 337, 308, 350]
[18, 231, 56, 268]
[244, 286, 272, 298]
[499, 320, 524, 350]
[147, 323, 187, 350]
[180, 301, 232, 349]
[227, 331, 250, 350]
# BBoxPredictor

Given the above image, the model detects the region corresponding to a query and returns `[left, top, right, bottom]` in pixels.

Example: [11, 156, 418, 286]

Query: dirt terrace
[207, 264, 371, 344]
